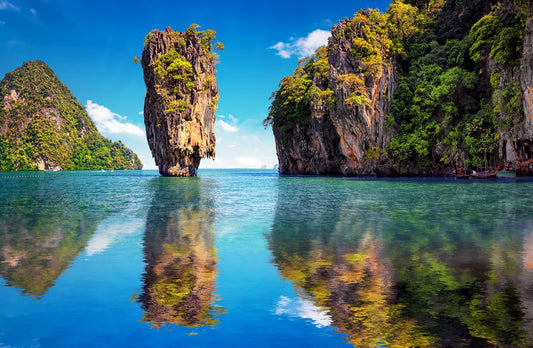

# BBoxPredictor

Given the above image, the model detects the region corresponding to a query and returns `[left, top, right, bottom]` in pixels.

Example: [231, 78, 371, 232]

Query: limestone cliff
[268, 1, 533, 176]
[142, 25, 220, 176]
[266, 10, 399, 175]
[467, 2, 533, 175]
[515, 14, 533, 174]
[0, 61, 143, 171]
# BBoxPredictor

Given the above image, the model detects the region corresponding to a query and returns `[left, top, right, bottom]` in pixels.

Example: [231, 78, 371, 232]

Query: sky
[0, 0, 391, 169]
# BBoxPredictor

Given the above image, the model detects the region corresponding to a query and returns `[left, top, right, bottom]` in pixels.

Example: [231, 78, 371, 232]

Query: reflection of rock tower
[139, 178, 224, 328]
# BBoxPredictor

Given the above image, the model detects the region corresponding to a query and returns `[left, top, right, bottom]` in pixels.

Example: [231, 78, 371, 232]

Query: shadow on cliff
[138, 176, 225, 329]
[267, 177, 533, 347]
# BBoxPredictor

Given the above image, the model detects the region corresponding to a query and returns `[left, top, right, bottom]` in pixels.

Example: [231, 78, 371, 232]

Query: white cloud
[270, 29, 331, 59]
[275, 296, 332, 328]
[86, 100, 145, 136]
[0, 1, 18, 11]
[29, 8, 36, 16]
[215, 114, 239, 133]
[217, 120, 239, 133]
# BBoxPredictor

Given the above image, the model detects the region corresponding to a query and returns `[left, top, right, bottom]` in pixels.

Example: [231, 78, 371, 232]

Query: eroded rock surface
[267, 11, 397, 176]
[142, 26, 219, 176]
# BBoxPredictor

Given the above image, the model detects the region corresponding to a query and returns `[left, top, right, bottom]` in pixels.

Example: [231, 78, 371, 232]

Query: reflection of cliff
[139, 178, 224, 328]
[521, 231, 533, 343]
[0, 176, 115, 298]
[268, 179, 433, 346]
[268, 179, 533, 347]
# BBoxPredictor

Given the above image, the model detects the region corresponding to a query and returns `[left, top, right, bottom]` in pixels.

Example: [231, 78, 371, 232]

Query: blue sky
[0, 0, 391, 169]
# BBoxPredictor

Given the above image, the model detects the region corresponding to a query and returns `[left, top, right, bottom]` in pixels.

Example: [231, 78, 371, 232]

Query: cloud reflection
[275, 295, 332, 328]
[85, 216, 144, 256]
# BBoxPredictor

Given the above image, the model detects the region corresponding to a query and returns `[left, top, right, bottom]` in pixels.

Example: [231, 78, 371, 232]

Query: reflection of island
[268, 179, 533, 347]
[0, 176, 108, 298]
[139, 178, 224, 328]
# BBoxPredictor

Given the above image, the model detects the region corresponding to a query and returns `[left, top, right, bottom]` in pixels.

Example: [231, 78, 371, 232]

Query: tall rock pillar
[142, 26, 219, 176]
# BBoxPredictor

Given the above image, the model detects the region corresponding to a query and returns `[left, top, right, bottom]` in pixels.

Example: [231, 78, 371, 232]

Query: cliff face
[142, 26, 219, 177]
[268, 1, 533, 176]
[471, 2, 533, 175]
[521, 18, 533, 136]
[0, 61, 143, 171]
[268, 11, 397, 176]
[515, 16, 533, 173]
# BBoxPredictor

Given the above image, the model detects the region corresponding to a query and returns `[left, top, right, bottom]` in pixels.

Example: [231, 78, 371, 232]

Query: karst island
[141, 24, 223, 177]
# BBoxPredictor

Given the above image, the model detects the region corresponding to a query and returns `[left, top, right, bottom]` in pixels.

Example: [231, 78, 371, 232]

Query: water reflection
[268, 178, 533, 347]
[0, 174, 114, 298]
[139, 177, 225, 329]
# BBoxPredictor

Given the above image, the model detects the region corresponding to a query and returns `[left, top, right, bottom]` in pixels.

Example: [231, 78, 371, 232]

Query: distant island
[0, 60, 142, 171]
[265, 0, 533, 176]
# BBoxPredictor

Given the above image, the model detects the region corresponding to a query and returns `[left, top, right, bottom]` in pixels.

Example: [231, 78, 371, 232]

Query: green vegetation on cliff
[0, 61, 143, 171]
[389, 0, 527, 171]
[145, 24, 223, 114]
[265, 4, 421, 131]
[265, 46, 332, 132]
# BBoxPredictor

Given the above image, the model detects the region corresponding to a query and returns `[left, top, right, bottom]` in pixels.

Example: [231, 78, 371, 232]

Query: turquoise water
[1, 170, 533, 347]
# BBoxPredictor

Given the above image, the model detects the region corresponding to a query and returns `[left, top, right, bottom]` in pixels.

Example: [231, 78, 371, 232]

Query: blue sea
[1, 169, 533, 347]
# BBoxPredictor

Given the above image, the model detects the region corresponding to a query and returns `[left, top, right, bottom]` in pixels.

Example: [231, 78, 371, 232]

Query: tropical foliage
[389, 0, 527, 171]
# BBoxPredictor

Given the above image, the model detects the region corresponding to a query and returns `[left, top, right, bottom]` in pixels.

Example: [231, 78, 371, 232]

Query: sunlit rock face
[142, 26, 218, 177]
[268, 3, 533, 177]
[267, 12, 397, 176]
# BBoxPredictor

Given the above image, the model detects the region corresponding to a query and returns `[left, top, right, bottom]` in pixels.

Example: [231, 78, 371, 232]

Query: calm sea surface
[1, 169, 533, 347]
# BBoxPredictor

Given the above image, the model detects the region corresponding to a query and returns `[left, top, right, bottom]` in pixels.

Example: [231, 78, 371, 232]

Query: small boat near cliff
[494, 163, 516, 178]
[496, 170, 516, 178]
[469, 171, 497, 179]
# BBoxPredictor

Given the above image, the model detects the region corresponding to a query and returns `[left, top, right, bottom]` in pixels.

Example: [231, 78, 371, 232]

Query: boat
[496, 170, 516, 178]
[469, 171, 497, 179]
[454, 169, 469, 179]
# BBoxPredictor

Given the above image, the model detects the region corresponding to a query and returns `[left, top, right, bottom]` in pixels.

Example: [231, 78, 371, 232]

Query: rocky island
[0, 61, 142, 171]
[142, 25, 222, 176]
[265, 0, 533, 176]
